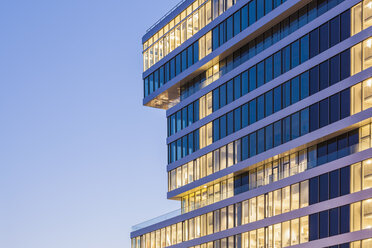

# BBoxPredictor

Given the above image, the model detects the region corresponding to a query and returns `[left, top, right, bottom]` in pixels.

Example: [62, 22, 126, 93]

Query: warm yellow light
[367, 159, 372, 165]
[367, 39, 372, 48]
[367, 1, 372, 9]
[213, 65, 218, 71]
[367, 79, 372, 87]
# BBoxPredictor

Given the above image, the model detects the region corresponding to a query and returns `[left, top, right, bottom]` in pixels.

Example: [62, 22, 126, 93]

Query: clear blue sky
[0, 1, 180, 247]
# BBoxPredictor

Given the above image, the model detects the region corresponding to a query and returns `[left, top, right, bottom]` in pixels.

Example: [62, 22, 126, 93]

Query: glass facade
[133, 0, 372, 247]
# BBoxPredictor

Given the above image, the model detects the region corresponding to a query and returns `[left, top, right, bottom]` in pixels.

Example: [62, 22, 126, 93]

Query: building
[131, 0, 372, 247]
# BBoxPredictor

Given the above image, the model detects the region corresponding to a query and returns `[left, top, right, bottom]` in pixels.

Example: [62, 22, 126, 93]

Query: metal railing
[146, 0, 189, 33]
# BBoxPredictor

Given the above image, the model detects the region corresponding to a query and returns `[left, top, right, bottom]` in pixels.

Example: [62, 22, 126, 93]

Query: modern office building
[131, 0, 372, 247]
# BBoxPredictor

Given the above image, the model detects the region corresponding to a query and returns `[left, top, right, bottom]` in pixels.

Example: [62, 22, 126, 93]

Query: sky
[0, 0, 181, 247]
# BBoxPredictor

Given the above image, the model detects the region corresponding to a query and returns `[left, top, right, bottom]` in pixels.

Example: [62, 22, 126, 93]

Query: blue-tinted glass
[144, 77, 149, 97]
[234, 176, 242, 195]
[329, 170, 339, 199]
[328, 0, 338, 10]
[188, 104, 193, 126]
[330, 55, 340, 85]
[330, 93, 340, 123]
[265, 91, 273, 117]
[309, 213, 319, 241]
[310, 66, 319, 95]
[170, 114, 176, 135]
[242, 71, 249, 95]
[257, 0, 264, 19]
[194, 130, 199, 151]
[274, 120, 282, 147]
[149, 73, 154, 93]
[194, 100, 199, 121]
[340, 88, 350, 119]
[249, 66, 257, 91]
[348, 129, 359, 148]
[177, 139, 182, 160]
[265, 0, 273, 14]
[274, 86, 282, 113]
[242, 103, 249, 128]
[291, 40, 300, 68]
[274, 0, 281, 8]
[319, 60, 329, 90]
[309, 29, 319, 58]
[220, 115, 227, 139]
[234, 11, 241, 36]
[317, 142, 327, 165]
[176, 54, 181, 75]
[257, 61, 264, 87]
[340, 205, 350, 234]
[283, 116, 291, 143]
[300, 108, 309, 135]
[265, 57, 273, 82]
[170, 58, 175, 79]
[264, 29, 272, 49]
[220, 84, 227, 107]
[219, 22, 226, 46]
[234, 108, 242, 132]
[226, 16, 233, 41]
[327, 138, 337, 164]
[272, 24, 280, 43]
[310, 103, 319, 132]
[337, 133, 348, 157]
[213, 88, 220, 111]
[256, 35, 264, 54]
[300, 72, 309, 100]
[181, 50, 187, 72]
[242, 136, 249, 160]
[176, 111, 182, 132]
[249, 132, 257, 157]
[213, 119, 220, 141]
[291, 77, 300, 104]
[248, 41, 256, 58]
[299, 6, 308, 27]
[340, 10, 350, 41]
[257, 95, 265, 120]
[257, 128, 265, 154]
[165, 63, 170, 82]
[319, 22, 329, 53]
[308, 0, 317, 21]
[241, 5, 249, 30]
[329, 208, 339, 236]
[249, 99, 257, 124]
[290, 12, 299, 33]
[187, 46, 193, 68]
[213, 26, 219, 50]
[282, 45, 291, 73]
[249, 0, 257, 25]
[291, 112, 300, 139]
[340, 49, 350, 80]
[182, 107, 187, 129]
[319, 210, 329, 238]
[154, 70, 159, 89]
[265, 125, 273, 150]
[273, 51, 282, 78]
[319, 98, 329, 128]
[283, 81, 291, 108]
[227, 112, 234, 135]
[182, 136, 188, 157]
[309, 177, 319, 204]
[171, 142, 176, 163]
[318, 0, 328, 16]
[234, 75, 241, 100]
[330, 16, 340, 47]
[227, 80, 234, 104]
[159, 67, 164, 86]
[281, 18, 289, 39]
[193, 42, 199, 63]
[300, 35, 309, 63]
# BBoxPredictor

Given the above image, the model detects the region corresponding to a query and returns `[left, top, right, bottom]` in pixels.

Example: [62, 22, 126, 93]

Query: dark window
[301, 71, 309, 100]
[249, 132, 257, 157]
[220, 84, 227, 107]
[291, 40, 300, 68]
[291, 112, 300, 139]
[310, 103, 319, 132]
[317, 141, 328, 165]
[300, 35, 309, 63]
[340, 205, 350, 234]
[274, 86, 282, 113]
[319, 173, 329, 202]
[328, 138, 338, 161]
[330, 93, 340, 123]
[249, 99, 257, 124]
[187, 46, 193, 68]
[193, 42, 199, 63]
[220, 115, 227, 139]
[283, 116, 291, 143]
[309, 29, 319, 58]
[226, 16, 233, 41]
[319, 60, 329, 90]
[242, 136, 249, 160]
[241, 5, 249, 30]
[291, 76, 300, 104]
[329, 55, 340, 85]
[309, 213, 319, 241]
[318, 0, 328, 16]
[227, 112, 234, 136]
[257, 95, 265, 121]
[257, 128, 265, 154]
[319, 210, 329, 239]
[188, 104, 194, 126]
[274, 120, 282, 147]
[234, 11, 241, 36]
[249, 0, 257, 25]
[265, 124, 273, 150]
[257, 61, 265, 87]
[340, 88, 350, 119]
[194, 100, 199, 122]
[219, 21, 226, 46]
[213, 88, 220, 111]
[330, 16, 340, 47]
[282, 45, 291, 73]
[273, 51, 282, 78]
[340, 166, 350, 196]
[309, 176, 319, 205]
[234, 108, 242, 132]
[249, 66, 256, 92]
[265, 0, 273, 14]
[319, 98, 329, 128]
[310, 66, 319, 95]
[300, 108, 309, 135]
[283, 81, 291, 108]
[265, 91, 273, 117]
[212, 26, 219, 50]
[234, 75, 241, 100]
[257, 0, 264, 19]
[340, 10, 351, 41]
[227, 80, 234, 104]
[319, 22, 329, 53]
[242, 103, 249, 128]
[265, 56, 273, 82]
[340, 49, 351, 80]
[242, 71, 249, 96]
[329, 208, 339, 236]
[329, 170, 340, 199]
